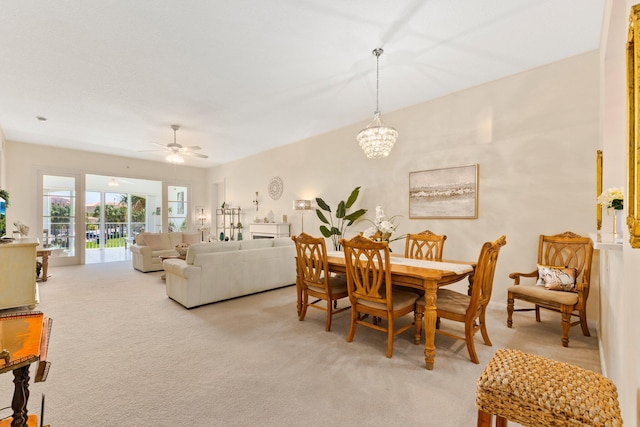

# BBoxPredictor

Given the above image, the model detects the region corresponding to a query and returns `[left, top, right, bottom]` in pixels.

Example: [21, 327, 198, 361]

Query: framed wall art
[409, 164, 478, 219]
[627, 5, 640, 247]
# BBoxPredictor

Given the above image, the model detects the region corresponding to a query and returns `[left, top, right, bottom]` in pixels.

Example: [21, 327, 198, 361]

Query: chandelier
[356, 48, 398, 159]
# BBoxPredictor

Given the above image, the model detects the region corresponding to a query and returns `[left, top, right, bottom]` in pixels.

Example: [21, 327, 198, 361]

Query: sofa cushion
[182, 232, 200, 244]
[186, 241, 241, 264]
[272, 237, 294, 247]
[135, 233, 148, 246]
[145, 233, 172, 251]
[168, 232, 184, 248]
[239, 239, 273, 250]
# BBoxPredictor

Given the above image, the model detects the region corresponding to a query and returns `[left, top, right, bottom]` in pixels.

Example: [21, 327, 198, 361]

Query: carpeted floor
[0, 261, 600, 426]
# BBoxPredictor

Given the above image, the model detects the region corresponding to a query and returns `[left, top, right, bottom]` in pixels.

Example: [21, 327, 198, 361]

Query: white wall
[600, 1, 640, 425]
[209, 51, 600, 310]
[4, 141, 210, 254]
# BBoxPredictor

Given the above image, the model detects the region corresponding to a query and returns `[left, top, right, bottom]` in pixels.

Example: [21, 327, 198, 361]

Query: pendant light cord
[373, 48, 383, 116]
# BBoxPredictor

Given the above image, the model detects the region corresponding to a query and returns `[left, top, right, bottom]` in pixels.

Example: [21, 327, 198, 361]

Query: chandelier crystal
[357, 48, 397, 159]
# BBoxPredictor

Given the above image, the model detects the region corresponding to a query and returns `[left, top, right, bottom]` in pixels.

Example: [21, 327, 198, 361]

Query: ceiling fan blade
[181, 145, 202, 151]
[138, 149, 169, 153]
[182, 152, 208, 158]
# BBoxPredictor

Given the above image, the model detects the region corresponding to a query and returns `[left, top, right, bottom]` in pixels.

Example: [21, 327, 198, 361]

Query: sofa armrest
[131, 245, 151, 256]
[164, 258, 200, 279]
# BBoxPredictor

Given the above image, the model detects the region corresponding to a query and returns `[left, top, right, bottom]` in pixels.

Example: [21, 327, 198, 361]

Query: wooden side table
[36, 248, 53, 282]
[0, 311, 52, 427]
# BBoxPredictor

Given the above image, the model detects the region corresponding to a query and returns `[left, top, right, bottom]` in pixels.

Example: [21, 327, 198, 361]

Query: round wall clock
[268, 176, 283, 200]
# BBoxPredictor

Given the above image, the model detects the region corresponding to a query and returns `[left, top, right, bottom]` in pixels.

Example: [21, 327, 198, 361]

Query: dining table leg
[423, 279, 438, 370]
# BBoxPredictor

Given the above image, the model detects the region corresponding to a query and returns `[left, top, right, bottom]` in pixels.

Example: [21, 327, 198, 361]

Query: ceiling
[0, 1, 605, 168]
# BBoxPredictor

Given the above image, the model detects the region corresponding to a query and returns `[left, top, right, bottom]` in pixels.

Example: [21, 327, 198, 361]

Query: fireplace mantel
[249, 223, 290, 239]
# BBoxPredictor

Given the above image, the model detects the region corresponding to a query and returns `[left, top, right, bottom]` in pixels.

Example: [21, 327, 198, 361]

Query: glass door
[42, 174, 79, 265]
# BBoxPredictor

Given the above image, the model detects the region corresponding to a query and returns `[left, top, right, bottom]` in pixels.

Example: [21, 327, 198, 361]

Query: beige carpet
[0, 261, 600, 426]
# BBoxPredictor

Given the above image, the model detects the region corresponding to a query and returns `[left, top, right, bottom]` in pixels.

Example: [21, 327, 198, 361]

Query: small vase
[613, 210, 623, 239]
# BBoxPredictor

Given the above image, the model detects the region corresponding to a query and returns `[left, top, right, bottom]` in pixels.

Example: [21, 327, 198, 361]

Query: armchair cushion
[509, 284, 579, 306]
[536, 264, 576, 291]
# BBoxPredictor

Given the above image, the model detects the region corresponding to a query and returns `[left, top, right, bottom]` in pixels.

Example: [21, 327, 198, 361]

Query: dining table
[320, 251, 476, 370]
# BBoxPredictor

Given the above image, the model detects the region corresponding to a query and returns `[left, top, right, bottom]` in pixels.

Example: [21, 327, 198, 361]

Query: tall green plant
[316, 186, 367, 250]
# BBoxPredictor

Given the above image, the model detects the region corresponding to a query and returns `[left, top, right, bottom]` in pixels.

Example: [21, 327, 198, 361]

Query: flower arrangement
[363, 206, 404, 243]
[597, 187, 624, 210]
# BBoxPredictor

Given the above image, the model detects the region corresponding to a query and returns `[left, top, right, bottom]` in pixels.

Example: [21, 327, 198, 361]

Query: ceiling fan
[141, 124, 208, 163]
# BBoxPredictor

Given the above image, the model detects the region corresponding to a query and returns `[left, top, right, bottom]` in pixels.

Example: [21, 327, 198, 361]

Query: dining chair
[404, 230, 446, 261]
[340, 234, 420, 358]
[292, 232, 350, 332]
[415, 235, 506, 364]
[506, 231, 593, 347]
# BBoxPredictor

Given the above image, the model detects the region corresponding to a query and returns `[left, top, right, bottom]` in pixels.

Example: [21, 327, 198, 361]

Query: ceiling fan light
[166, 153, 184, 164]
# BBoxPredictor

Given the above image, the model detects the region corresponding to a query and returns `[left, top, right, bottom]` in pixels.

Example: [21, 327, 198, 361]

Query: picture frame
[596, 150, 602, 231]
[409, 164, 478, 219]
[627, 6, 640, 247]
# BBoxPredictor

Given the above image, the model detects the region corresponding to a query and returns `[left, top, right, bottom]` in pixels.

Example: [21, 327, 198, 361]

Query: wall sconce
[252, 192, 259, 211]
[293, 199, 312, 232]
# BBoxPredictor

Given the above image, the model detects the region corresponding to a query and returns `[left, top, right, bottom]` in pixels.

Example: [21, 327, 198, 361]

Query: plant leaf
[319, 225, 333, 237]
[344, 208, 367, 222]
[336, 201, 346, 218]
[316, 209, 330, 224]
[315, 197, 330, 212]
[331, 226, 341, 236]
[345, 186, 361, 209]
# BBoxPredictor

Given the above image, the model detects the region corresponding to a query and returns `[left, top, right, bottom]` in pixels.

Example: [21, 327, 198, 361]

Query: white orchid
[363, 206, 402, 243]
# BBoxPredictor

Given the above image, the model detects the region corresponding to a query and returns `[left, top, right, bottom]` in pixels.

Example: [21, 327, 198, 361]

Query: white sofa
[163, 238, 296, 308]
[131, 231, 201, 272]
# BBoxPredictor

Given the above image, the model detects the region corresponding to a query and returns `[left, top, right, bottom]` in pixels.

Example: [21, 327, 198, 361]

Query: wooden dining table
[320, 251, 476, 370]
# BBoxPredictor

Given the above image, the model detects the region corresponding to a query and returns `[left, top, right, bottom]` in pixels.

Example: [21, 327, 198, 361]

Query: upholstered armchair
[506, 231, 593, 347]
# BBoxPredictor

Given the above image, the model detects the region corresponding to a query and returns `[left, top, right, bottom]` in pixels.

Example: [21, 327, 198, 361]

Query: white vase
[613, 210, 624, 239]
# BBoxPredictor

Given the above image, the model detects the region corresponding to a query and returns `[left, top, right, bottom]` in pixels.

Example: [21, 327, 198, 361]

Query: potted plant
[315, 186, 367, 250]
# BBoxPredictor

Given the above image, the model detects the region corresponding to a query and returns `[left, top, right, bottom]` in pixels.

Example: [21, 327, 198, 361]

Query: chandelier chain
[373, 48, 383, 115]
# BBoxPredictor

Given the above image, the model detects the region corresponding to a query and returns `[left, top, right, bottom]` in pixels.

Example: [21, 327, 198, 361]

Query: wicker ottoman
[476, 348, 622, 427]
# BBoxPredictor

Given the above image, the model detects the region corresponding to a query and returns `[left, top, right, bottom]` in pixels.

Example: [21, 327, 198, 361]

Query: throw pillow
[144, 233, 172, 251]
[536, 264, 577, 291]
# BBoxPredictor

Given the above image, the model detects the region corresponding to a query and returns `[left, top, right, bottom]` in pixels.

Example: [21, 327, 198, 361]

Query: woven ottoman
[476, 348, 622, 426]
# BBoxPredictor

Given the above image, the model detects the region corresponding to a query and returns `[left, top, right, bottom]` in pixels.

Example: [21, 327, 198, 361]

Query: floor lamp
[293, 200, 312, 232]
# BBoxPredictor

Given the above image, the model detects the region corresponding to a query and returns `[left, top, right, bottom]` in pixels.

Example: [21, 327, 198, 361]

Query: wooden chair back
[538, 232, 593, 299]
[404, 230, 446, 261]
[342, 235, 391, 309]
[293, 232, 330, 292]
[469, 235, 507, 317]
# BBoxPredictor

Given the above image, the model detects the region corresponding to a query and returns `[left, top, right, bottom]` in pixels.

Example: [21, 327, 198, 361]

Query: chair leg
[387, 316, 394, 358]
[346, 307, 357, 343]
[535, 305, 541, 322]
[506, 294, 514, 328]
[414, 304, 424, 344]
[476, 409, 492, 427]
[561, 309, 572, 347]
[299, 291, 308, 321]
[479, 309, 492, 346]
[325, 298, 333, 332]
[579, 309, 591, 337]
[465, 322, 479, 364]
